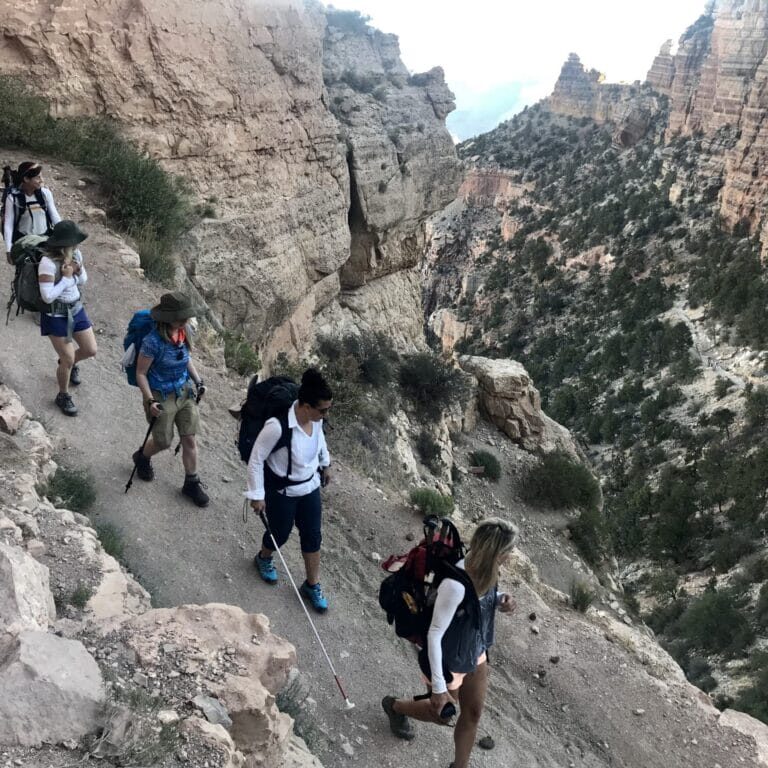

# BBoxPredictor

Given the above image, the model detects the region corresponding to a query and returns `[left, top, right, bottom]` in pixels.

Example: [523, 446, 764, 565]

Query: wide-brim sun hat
[150, 291, 203, 323]
[46, 220, 88, 248]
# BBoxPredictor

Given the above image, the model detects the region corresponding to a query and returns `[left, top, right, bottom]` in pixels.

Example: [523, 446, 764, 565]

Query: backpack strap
[34, 188, 52, 231]
[275, 409, 293, 480]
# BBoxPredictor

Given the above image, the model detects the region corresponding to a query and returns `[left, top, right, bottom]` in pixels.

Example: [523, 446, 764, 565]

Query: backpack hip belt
[47, 299, 83, 342]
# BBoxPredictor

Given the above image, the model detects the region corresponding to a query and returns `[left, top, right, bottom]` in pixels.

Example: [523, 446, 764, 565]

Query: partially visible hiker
[246, 368, 333, 613]
[131, 292, 209, 507]
[37, 220, 96, 417]
[381, 518, 518, 768]
[4, 162, 61, 264]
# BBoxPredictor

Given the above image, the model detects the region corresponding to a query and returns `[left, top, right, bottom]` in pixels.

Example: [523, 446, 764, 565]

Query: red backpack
[378, 516, 479, 646]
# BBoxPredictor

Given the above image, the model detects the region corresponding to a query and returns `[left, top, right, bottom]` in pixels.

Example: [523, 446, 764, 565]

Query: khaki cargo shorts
[144, 386, 199, 449]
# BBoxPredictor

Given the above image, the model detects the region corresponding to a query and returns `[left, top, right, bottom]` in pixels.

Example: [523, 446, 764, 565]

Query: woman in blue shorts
[37, 220, 97, 417]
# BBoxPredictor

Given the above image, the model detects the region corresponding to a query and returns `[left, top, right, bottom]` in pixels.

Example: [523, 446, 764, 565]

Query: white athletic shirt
[38, 252, 87, 310]
[245, 401, 330, 500]
[3, 187, 61, 252]
[427, 559, 508, 694]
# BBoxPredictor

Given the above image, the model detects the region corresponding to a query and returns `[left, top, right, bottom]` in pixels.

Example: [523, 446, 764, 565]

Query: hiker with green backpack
[129, 292, 209, 508]
[36, 220, 97, 417]
[381, 518, 518, 768]
[244, 368, 333, 613]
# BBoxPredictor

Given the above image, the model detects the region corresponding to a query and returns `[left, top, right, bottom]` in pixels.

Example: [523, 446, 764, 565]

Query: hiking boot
[381, 696, 415, 741]
[254, 553, 278, 584]
[132, 449, 154, 481]
[69, 364, 81, 386]
[300, 580, 328, 613]
[181, 476, 209, 507]
[55, 392, 78, 416]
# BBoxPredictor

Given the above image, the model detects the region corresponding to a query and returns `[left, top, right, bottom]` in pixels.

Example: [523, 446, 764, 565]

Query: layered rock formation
[0, 386, 319, 766]
[644, 2, 768, 252]
[546, 54, 661, 147]
[0, 0, 460, 362]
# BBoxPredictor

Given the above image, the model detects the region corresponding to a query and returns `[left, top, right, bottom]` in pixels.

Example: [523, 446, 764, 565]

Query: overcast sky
[325, 0, 709, 138]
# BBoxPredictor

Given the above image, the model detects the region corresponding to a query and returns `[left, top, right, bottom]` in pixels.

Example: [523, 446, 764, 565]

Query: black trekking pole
[258, 508, 355, 710]
[125, 415, 158, 493]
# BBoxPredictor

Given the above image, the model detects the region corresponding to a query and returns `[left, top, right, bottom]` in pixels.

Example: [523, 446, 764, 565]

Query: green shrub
[96, 523, 125, 561]
[712, 532, 755, 573]
[568, 506, 607, 566]
[326, 9, 371, 33]
[224, 333, 261, 376]
[44, 466, 96, 513]
[469, 450, 501, 482]
[416, 432, 443, 474]
[672, 588, 754, 657]
[0, 75, 192, 282]
[714, 377, 731, 399]
[409, 488, 454, 517]
[520, 451, 600, 511]
[69, 583, 93, 609]
[399, 352, 469, 418]
[570, 579, 595, 612]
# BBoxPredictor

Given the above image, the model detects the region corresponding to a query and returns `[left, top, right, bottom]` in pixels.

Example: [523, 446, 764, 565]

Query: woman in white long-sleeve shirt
[4, 161, 61, 263]
[37, 220, 97, 417]
[382, 518, 518, 768]
[246, 368, 333, 613]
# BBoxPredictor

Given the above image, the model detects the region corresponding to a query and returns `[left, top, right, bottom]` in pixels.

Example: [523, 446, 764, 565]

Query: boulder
[0, 544, 56, 633]
[459, 356, 577, 454]
[719, 709, 768, 766]
[0, 385, 27, 434]
[182, 716, 246, 768]
[0, 630, 104, 746]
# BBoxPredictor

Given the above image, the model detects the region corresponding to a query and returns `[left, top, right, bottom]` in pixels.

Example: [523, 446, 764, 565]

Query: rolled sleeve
[245, 418, 282, 501]
[139, 332, 161, 361]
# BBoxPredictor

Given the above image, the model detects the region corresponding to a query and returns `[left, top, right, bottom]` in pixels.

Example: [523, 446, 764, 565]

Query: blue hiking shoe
[300, 581, 328, 613]
[254, 553, 278, 584]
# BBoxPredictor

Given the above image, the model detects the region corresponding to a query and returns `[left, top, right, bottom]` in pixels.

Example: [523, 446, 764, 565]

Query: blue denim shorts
[40, 307, 92, 337]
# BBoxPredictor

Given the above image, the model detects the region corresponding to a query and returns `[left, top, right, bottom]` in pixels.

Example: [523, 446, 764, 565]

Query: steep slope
[0, 0, 459, 363]
[0, 153, 765, 767]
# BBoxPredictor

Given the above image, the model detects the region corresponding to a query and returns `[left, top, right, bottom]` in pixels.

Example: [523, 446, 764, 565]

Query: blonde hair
[156, 321, 192, 349]
[464, 518, 518, 595]
[47, 245, 75, 262]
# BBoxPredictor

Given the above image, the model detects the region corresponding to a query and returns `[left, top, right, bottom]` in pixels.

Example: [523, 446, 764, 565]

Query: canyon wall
[0, 0, 460, 360]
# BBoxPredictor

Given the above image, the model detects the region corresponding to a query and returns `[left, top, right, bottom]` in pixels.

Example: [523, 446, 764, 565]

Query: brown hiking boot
[382, 696, 415, 741]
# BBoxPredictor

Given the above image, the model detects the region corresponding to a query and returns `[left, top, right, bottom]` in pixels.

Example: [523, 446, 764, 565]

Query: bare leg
[48, 336, 74, 393]
[72, 326, 97, 363]
[393, 692, 457, 726]
[180, 434, 198, 475]
[302, 550, 321, 585]
[452, 662, 489, 768]
[141, 435, 165, 458]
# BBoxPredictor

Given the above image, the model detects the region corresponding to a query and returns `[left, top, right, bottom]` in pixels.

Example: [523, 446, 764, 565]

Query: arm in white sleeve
[43, 188, 61, 227]
[427, 579, 466, 694]
[4, 196, 14, 252]
[245, 419, 282, 501]
[73, 250, 87, 286]
[38, 259, 77, 303]
[318, 424, 330, 468]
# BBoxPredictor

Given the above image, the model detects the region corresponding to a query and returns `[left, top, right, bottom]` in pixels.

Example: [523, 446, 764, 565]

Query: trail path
[0, 159, 761, 768]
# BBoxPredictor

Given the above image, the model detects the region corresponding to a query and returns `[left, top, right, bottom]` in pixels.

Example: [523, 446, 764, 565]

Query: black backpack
[378, 516, 480, 647]
[237, 375, 300, 486]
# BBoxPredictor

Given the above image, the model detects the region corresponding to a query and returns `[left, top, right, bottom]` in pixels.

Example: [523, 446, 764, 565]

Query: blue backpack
[122, 310, 155, 386]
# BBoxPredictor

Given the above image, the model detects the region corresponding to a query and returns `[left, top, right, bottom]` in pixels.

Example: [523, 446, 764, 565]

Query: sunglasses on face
[315, 405, 331, 415]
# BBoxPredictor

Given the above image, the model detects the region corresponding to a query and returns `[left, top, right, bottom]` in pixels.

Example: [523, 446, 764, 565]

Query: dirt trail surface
[0, 159, 762, 768]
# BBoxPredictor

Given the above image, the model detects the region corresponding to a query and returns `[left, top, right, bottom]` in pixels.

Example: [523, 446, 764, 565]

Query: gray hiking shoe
[69, 364, 81, 386]
[55, 392, 77, 416]
[382, 696, 415, 741]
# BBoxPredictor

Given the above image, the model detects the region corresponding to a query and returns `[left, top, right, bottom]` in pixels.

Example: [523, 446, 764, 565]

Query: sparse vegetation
[570, 579, 595, 612]
[0, 74, 193, 281]
[520, 452, 600, 511]
[469, 450, 501, 481]
[224, 332, 261, 376]
[399, 352, 470, 418]
[43, 466, 97, 513]
[409, 488, 454, 517]
[96, 522, 125, 561]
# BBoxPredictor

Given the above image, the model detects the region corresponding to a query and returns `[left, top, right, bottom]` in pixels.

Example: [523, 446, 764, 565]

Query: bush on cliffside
[399, 352, 470, 418]
[0, 75, 191, 281]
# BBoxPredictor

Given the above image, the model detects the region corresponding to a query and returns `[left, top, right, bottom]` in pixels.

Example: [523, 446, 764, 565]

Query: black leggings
[262, 487, 322, 553]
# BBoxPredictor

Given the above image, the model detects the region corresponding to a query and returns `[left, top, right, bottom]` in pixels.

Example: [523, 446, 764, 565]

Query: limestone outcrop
[545, 54, 661, 148]
[0, 0, 460, 364]
[0, 385, 321, 767]
[458, 356, 577, 454]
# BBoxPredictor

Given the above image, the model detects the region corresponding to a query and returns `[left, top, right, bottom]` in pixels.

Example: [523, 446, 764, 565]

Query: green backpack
[6, 234, 50, 320]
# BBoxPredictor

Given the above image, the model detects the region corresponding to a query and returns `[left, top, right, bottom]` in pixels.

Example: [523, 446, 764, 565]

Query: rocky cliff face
[0, 0, 460, 361]
[546, 54, 662, 147]
[645, 2, 768, 252]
